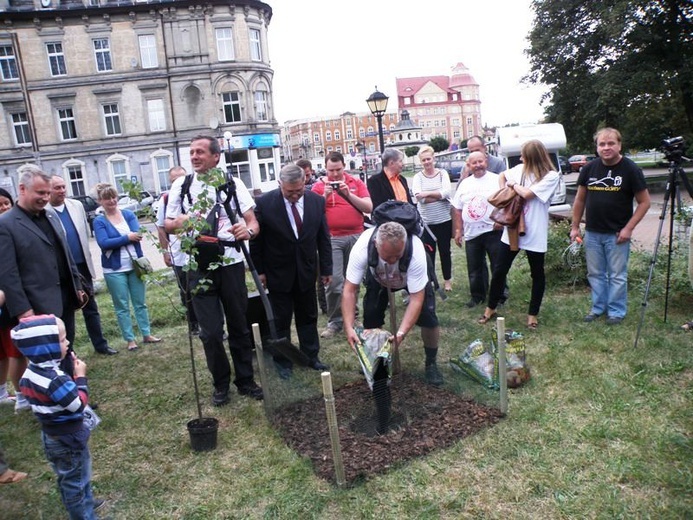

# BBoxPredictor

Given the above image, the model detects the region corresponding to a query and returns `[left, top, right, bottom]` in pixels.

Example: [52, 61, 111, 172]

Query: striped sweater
[12, 315, 89, 436]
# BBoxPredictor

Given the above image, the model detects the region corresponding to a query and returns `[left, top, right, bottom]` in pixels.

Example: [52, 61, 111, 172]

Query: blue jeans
[42, 432, 95, 520]
[104, 270, 151, 342]
[585, 231, 630, 319]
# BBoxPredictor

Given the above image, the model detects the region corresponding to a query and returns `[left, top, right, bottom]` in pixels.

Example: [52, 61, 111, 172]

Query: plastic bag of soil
[353, 327, 392, 391]
[491, 329, 531, 388]
[449, 339, 497, 389]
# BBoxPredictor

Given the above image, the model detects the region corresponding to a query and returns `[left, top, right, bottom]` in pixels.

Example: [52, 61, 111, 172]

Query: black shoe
[211, 387, 230, 407]
[583, 313, 601, 323]
[425, 363, 444, 386]
[95, 346, 119, 356]
[464, 299, 482, 308]
[237, 382, 263, 401]
[606, 316, 624, 325]
[190, 323, 200, 336]
[90, 402, 99, 410]
[276, 365, 293, 380]
[308, 358, 329, 371]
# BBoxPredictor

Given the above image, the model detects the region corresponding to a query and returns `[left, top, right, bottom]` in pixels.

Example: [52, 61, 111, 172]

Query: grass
[1, 223, 691, 519]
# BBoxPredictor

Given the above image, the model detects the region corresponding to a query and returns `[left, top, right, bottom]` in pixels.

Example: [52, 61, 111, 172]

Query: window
[334, 130, 340, 141]
[103, 104, 122, 135]
[313, 133, 319, 143]
[46, 42, 66, 76]
[249, 28, 262, 61]
[11, 112, 31, 146]
[254, 90, 267, 121]
[155, 155, 172, 191]
[58, 108, 77, 140]
[325, 131, 331, 141]
[0, 45, 19, 81]
[367, 126, 374, 134]
[147, 99, 165, 132]
[467, 117, 473, 127]
[111, 159, 128, 193]
[67, 165, 85, 196]
[359, 128, 365, 138]
[138, 35, 158, 69]
[215, 28, 234, 61]
[346, 128, 353, 139]
[222, 92, 241, 123]
[93, 38, 112, 72]
[258, 148, 276, 183]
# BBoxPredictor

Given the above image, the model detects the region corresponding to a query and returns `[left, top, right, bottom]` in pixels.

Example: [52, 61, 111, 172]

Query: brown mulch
[271, 373, 503, 484]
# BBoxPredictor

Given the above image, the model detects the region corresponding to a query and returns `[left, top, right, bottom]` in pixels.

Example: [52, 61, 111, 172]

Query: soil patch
[272, 373, 503, 484]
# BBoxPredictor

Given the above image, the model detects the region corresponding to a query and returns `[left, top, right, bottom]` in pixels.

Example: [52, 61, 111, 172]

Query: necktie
[291, 202, 302, 236]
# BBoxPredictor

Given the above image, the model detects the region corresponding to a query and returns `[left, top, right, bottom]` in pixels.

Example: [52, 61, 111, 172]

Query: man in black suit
[367, 148, 413, 208]
[251, 164, 332, 379]
[0, 165, 86, 348]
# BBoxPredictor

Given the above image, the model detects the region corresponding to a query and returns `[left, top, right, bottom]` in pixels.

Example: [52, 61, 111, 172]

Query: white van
[495, 123, 570, 211]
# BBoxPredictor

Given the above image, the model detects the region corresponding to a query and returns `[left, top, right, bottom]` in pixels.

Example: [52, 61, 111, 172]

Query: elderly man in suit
[49, 175, 118, 355]
[251, 164, 332, 379]
[0, 165, 86, 350]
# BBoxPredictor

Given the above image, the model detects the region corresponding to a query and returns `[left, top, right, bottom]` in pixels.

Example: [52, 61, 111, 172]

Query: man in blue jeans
[571, 127, 651, 325]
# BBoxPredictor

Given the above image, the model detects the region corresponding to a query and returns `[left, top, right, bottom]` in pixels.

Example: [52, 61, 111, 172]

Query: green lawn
[1, 223, 691, 519]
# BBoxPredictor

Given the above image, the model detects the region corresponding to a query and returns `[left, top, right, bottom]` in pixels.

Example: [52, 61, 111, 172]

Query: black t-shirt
[577, 157, 648, 233]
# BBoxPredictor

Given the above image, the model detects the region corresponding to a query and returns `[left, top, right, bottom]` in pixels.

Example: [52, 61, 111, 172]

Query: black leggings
[487, 244, 546, 316]
[421, 219, 453, 280]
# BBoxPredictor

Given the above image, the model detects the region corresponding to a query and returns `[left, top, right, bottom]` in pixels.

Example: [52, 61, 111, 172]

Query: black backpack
[366, 200, 442, 295]
[367, 201, 423, 274]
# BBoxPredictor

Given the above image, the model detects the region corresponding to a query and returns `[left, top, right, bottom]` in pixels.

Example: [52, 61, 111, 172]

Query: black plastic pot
[187, 417, 219, 452]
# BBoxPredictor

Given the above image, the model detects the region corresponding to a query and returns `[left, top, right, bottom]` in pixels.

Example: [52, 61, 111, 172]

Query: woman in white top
[412, 146, 453, 291]
[93, 183, 160, 351]
[478, 140, 560, 330]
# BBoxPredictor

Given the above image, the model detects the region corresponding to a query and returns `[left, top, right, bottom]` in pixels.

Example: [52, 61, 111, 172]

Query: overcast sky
[267, 0, 547, 127]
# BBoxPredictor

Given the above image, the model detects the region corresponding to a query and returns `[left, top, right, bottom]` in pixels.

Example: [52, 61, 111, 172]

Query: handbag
[127, 248, 153, 279]
[487, 186, 516, 208]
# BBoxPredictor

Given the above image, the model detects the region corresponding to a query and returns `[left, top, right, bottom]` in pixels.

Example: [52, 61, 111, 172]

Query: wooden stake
[321, 372, 346, 487]
[252, 323, 272, 418]
[496, 317, 508, 416]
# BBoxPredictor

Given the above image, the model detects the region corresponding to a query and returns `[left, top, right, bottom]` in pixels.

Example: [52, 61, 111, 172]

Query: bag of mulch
[449, 339, 498, 389]
[353, 328, 392, 390]
[491, 329, 531, 388]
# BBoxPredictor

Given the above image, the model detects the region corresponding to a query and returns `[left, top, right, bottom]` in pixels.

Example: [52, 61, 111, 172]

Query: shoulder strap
[180, 174, 194, 213]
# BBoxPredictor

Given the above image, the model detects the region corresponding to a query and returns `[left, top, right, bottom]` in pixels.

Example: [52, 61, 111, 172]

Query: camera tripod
[634, 157, 693, 348]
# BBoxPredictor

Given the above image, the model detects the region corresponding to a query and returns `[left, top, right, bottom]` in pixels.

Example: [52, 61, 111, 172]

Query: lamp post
[366, 86, 389, 154]
[223, 131, 234, 177]
[356, 141, 367, 180]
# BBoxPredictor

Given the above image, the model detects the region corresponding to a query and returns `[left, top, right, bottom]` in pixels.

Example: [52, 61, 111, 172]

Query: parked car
[151, 191, 168, 215]
[568, 154, 596, 172]
[558, 155, 571, 174]
[96, 191, 155, 217]
[71, 195, 99, 232]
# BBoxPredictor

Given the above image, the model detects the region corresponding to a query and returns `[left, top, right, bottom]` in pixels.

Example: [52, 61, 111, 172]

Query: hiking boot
[425, 363, 444, 386]
[237, 382, 263, 401]
[211, 387, 230, 407]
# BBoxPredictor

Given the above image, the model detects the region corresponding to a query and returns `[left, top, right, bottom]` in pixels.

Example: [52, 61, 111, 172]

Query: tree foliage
[404, 146, 420, 158]
[526, 0, 693, 153]
[429, 136, 450, 153]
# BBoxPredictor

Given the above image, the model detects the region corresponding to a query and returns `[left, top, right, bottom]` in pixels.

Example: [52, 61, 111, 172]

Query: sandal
[127, 343, 139, 352]
[527, 316, 539, 330]
[143, 336, 162, 344]
[681, 321, 693, 331]
[0, 469, 28, 484]
[478, 311, 497, 325]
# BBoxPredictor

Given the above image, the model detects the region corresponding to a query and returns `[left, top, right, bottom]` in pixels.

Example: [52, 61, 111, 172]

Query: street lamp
[223, 131, 234, 176]
[356, 141, 368, 180]
[366, 86, 389, 153]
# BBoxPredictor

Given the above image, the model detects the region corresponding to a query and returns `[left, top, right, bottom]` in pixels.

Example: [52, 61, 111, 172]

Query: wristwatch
[247, 228, 255, 239]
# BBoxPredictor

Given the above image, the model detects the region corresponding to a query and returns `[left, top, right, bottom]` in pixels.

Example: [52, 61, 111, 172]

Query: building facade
[0, 0, 279, 197]
[281, 111, 400, 173]
[396, 62, 482, 147]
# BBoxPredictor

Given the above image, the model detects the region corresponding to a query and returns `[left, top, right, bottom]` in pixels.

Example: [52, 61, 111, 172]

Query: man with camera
[311, 151, 372, 338]
[570, 127, 651, 325]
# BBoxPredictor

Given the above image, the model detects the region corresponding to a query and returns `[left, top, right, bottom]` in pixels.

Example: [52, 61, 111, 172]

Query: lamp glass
[366, 90, 389, 116]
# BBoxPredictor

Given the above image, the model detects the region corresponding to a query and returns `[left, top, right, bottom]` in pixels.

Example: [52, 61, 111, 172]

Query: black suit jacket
[0, 205, 82, 319]
[367, 170, 414, 209]
[251, 189, 332, 293]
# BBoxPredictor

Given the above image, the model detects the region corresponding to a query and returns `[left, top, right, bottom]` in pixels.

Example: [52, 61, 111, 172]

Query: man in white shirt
[452, 152, 505, 308]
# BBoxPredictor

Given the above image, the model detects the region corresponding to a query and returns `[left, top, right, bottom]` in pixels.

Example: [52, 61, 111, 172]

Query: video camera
[661, 136, 685, 163]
